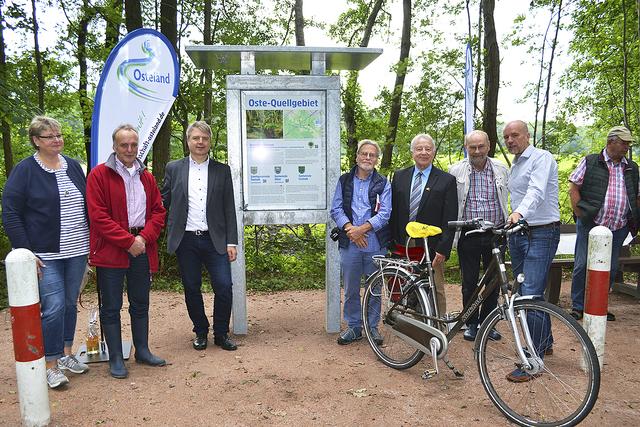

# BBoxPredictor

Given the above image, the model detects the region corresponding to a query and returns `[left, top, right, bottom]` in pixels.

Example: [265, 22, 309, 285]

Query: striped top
[33, 154, 90, 260]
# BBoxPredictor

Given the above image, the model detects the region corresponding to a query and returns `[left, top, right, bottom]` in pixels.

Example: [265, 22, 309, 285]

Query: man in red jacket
[86, 124, 166, 379]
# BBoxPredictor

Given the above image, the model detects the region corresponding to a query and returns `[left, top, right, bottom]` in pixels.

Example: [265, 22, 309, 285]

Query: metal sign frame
[186, 46, 382, 334]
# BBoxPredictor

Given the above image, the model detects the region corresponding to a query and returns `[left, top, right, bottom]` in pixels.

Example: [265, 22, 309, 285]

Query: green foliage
[562, 0, 640, 133]
[245, 225, 326, 291]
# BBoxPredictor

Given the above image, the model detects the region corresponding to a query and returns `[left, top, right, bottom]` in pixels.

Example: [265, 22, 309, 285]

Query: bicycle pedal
[421, 368, 437, 380]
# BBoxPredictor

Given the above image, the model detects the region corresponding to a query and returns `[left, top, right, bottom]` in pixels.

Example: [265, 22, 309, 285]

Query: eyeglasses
[190, 136, 211, 142]
[38, 134, 63, 141]
[358, 152, 378, 159]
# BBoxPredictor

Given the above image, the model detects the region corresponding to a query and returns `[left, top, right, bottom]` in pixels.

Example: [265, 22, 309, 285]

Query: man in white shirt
[162, 121, 238, 351]
[504, 120, 560, 382]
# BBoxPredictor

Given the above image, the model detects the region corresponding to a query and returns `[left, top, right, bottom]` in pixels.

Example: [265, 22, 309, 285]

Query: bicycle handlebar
[447, 218, 529, 237]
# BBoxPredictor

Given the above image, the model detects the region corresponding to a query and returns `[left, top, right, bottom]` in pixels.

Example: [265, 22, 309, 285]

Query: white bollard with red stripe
[6, 248, 50, 427]
[582, 226, 612, 370]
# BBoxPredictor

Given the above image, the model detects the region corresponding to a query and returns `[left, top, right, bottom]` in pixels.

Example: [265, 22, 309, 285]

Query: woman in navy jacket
[2, 116, 90, 389]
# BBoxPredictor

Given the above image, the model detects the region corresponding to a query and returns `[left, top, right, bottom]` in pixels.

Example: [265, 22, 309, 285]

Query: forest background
[0, 0, 638, 310]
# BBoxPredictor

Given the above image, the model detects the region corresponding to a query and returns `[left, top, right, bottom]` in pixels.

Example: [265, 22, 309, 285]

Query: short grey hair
[464, 130, 489, 145]
[410, 133, 434, 152]
[28, 116, 62, 150]
[357, 139, 381, 157]
[187, 121, 212, 140]
[112, 124, 138, 144]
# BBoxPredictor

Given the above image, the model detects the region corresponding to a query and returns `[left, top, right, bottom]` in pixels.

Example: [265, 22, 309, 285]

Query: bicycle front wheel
[476, 299, 600, 427]
[362, 267, 433, 370]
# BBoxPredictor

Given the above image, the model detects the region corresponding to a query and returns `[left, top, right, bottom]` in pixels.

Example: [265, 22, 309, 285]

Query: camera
[330, 226, 341, 242]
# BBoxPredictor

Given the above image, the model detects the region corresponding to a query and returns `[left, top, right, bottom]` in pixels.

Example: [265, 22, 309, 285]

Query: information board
[241, 90, 326, 210]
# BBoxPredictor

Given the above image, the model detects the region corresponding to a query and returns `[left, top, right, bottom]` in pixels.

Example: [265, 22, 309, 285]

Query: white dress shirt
[185, 156, 209, 231]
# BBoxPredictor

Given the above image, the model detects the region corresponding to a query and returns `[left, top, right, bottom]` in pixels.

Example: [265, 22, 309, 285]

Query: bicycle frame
[373, 221, 541, 370]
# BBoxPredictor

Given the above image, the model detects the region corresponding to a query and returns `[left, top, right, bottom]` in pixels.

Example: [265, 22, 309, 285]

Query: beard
[469, 155, 488, 169]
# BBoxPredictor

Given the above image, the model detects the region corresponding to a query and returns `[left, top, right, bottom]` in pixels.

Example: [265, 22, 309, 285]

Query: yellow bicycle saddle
[405, 222, 442, 238]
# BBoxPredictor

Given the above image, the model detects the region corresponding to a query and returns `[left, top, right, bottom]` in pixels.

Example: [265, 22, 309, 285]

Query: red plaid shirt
[570, 149, 636, 230]
[463, 161, 503, 225]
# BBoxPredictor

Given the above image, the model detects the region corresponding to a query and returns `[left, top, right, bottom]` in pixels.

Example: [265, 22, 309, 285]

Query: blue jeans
[339, 244, 386, 330]
[571, 219, 628, 311]
[176, 232, 233, 337]
[97, 253, 151, 326]
[509, 224, 560, 354]
[38, 255, 88, 362]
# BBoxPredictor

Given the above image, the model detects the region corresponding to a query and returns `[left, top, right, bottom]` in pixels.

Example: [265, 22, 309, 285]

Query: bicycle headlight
[516, 273, 525, 284]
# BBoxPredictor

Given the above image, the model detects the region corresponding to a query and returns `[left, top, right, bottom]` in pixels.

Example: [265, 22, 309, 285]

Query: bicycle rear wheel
[476, 299, 600, 427]
[362, 267, 433, 370]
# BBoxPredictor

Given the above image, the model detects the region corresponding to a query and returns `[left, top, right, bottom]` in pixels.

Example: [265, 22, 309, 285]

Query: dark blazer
[390, 165, 458, 258]
[2, 155, 87, 253]
[161, 157, 238, 255]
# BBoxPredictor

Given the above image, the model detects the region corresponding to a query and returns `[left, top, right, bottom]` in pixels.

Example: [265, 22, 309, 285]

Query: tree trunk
[31, 0, 44, 112]
[532, 4, 555, 145]
[78, 0, 92, 170]
[0, 5, 13, 175]
[294, 0, 305, 46]
[622, 0, 629, 129]
[541, 0, 563, 149]
[380, 0, 411, 170]
[153, 0, 177, 182]
[474, 0, 482, 117]
[481, 0, 499, 157]
[342, 0, 384, 168]
[104, 0, 122, 50]
[125, 0, 143, 32]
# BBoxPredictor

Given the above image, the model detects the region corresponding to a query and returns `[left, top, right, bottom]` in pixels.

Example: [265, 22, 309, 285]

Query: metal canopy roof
[186, 45, 383, 72]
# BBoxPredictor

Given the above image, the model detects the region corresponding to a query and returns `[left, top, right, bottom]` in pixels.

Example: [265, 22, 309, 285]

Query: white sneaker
[46, 367, 69, 389]
[58, 355, 89, 374]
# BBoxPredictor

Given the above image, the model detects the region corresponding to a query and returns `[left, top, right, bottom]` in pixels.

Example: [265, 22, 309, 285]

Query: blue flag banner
[91, 28, 179, 167]
[464, 42, 474, 139]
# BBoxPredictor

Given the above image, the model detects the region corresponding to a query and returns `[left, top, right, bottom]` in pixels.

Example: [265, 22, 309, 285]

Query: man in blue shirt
[330, 140, 391, 345]
[504, 120, 560, 382]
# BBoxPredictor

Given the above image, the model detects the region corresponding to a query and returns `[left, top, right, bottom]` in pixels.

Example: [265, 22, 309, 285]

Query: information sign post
[186, 46, 382, 333]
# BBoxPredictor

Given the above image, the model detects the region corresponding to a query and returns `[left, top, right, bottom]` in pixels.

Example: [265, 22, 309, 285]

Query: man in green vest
[568, 126, 639, 321]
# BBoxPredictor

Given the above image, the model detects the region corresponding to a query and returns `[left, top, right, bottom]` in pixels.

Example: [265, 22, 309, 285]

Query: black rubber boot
[103, 323, 128, 379]
[131, 316, 166, 366]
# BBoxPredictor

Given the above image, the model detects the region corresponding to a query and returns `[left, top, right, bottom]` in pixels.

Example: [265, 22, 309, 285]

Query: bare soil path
[0, 283, 639, 426]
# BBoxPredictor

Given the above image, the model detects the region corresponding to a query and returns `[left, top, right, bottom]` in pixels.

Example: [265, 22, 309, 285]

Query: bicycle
[361, 219, 600, 427]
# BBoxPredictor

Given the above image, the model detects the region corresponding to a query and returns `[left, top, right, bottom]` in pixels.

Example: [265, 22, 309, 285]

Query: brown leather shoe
[506, 369, 542, 383]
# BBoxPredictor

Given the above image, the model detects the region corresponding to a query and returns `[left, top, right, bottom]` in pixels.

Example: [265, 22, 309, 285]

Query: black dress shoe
[193, 334, 208, 350]
[463, 324, 478, 341]
[488, 328, 502, 341]
[214, 335, 238, 351]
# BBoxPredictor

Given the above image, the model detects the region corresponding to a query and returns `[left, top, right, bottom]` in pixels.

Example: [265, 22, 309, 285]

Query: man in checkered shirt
[569, 126, 640, 322]
[449, 130, 509, 341]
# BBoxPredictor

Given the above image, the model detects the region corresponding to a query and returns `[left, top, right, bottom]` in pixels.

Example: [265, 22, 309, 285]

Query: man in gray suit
[161, 121, 238, 351]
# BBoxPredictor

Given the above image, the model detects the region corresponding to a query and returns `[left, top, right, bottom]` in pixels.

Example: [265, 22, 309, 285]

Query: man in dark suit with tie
[390, 133, 458, 316]
[161, 121, 239, 351]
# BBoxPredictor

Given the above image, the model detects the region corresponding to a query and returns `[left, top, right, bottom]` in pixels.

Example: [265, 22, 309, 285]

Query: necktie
[409, 171, 423, 221]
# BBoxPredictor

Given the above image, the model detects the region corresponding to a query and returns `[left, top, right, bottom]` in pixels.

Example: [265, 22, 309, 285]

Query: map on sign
[283, 110, 322, 139]
[242, 91, 326, 211]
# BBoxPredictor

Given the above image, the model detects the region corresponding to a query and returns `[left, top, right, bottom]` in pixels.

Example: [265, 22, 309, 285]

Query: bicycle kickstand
[443, 356, 464, 379]
[421, 338, 441, 380]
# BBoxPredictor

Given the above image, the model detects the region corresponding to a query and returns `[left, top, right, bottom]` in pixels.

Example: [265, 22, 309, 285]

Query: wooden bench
[509, 224, 640, 304]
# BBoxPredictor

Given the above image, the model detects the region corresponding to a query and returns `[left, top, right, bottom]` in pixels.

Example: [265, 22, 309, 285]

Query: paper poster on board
[241, 91, 326, 210]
